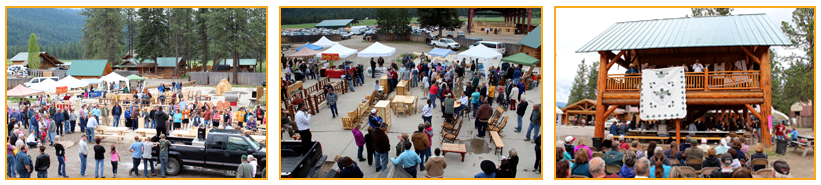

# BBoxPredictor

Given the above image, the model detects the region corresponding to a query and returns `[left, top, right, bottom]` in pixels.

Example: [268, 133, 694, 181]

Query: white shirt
[142, 141, 154, 158]
[422, 105, 433, 117]
[87, 117, 98, 128]
[459, 96, 469, 105]
[295, 110, 311, 131]
[692, 63, 705, 72]
[509, 87, 519, 99]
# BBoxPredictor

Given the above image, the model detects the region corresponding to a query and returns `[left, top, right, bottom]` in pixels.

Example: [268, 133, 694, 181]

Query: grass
[7, 97, 36, 103]
[281, 16, 542, 29]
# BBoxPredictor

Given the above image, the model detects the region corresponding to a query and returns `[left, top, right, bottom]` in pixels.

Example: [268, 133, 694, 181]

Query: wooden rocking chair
[442, 118, 463, 143]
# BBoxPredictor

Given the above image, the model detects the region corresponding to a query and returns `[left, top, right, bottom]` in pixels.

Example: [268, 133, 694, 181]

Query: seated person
[603, 141, 624, 166]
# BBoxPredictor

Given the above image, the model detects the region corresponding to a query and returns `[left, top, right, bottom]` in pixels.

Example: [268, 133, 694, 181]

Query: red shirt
[390, 71, 398, 80]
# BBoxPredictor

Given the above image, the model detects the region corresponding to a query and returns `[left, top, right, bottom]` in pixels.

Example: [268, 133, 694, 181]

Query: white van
[470, 41, 506, 54]
[23, 77, 60, 87]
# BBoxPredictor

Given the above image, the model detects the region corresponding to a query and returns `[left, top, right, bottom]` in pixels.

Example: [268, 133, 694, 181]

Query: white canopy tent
[317, 43, 358, 59]
[358, 42, 396, 58]
[99, 72, 130, 87]
[82, 78, 101, 85]
[56, 75, 90, 89]
[29, 79, 60, 92]
[457, 44, 503, 73]
[313, 36, 338, 48]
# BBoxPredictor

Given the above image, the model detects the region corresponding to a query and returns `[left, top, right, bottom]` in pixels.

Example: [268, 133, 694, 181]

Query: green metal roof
[220, 59, 257, 66]
[314, 19, 354, 28]
[8, 52, 44, 61]
[143, 57, 182, 67]
[576, 14, 791, 53]
[67, 60, 109, 76]
[501, 53, 540, 66]
[518, 24, 542, 49]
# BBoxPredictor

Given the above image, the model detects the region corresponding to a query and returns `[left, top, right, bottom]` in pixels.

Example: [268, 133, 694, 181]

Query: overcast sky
[555, 8, 802, 103]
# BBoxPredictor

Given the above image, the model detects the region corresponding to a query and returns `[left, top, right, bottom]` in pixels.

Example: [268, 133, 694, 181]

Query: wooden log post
[594, 51, 609, 139]
[759, 46, 773, 147]
[675, 119, 682, 145]
[703, 68, 709, 91]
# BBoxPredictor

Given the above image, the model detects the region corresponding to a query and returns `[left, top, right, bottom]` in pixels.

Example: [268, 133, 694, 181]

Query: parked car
[430, 38, 460, 50]
[341, 32, 353, 39]
[471, 41, 506, 54]
[604, 118, 618, 128]
[457, 31, 465, 38]
[7, 65, 28, 76]
[151, 129, 266, 177]
[23, 77, 59, 87]
[446, 31, 454, 37]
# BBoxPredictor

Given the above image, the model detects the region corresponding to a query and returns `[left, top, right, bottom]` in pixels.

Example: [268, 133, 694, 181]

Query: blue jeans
[151, 120, 156, 129]
[19, 172, 30, 178]
[422, 116, 432, 124]
[516, 115, 524, 131]
[429, 93, 437, 108]
[415, 149, 429, 170]
[404, 167, 417, 178]
[7, 154, 15, 177]
[143, 158, 155, 176]
[472, 102, 480, 118]
[37, 171, 47, 178]
[86, 127, 95, 141]
[64, 121, 71, 134]
[131, 157, 141, 175]
[374, 151, 389, 170]
[113, 116, 120, 127]
[79, 154, 87, 176]
[57, 156, 66, 177]
[348, 79, 355, 91]
[70, 120, 76, 133]
[49, 132, 56, 145]
[80, 118, 87, 132]
[160, 153, 168, 176]
[329, 104, 338, 117]
[95, 159, 105, 178]
[526, 123, 541, 140]
[411, 75, 418, 87]
[357, 146, 365, 160]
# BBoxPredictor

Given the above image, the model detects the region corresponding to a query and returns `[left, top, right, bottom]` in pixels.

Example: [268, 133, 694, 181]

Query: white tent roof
[358, 42, 396, 58]
[313, 36, 338, 48]
[457, 44, 503, 72]
[100, 72, 130, 87]
[57, 75, 90, 89]
[29, 79, 60, 92]
[317, 43, 358, 59]
[82, 78, 101, 84]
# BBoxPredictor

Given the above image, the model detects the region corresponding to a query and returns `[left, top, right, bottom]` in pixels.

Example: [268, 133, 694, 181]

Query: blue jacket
[609, 124, 619, 136]
[113, 105, 122, 116]
[619, 124, 629, 135]
[16, 151, 32, 174]
[649, 164, 671, 178]
[619, 165, 636, 178]
[570, 162, 592, 178]
[53, 112, 64, 123]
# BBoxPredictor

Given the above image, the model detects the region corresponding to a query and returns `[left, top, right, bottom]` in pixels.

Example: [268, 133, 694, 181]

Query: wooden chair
[394, 102, 408, 117]
[750, 158, 768, 171]
[488, 116, 508, 132]
[686, 158, 703, 170]
[442, 118, 462, 144]
[410, 97, 418, 114]
[592, 152, 604, 158]
[605, 164, 621, 175]
[754, 168, 773, 178]
[668, 159, 681, 166]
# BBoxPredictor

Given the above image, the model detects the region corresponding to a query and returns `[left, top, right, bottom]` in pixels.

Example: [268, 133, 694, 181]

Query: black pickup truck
[281, 140, 327, 178]
[152, 129, 266, 177]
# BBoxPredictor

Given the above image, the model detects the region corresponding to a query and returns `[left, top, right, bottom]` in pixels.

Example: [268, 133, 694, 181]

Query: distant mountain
[556, 101, 567, 108]
[6, 8, 85, 46]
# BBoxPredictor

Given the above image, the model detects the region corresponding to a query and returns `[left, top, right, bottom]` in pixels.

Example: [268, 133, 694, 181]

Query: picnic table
[441, 143, 467, 162]
[793, 135, 814, 156]
[134, 128, 156, 137]
[96, 127, 129, 143]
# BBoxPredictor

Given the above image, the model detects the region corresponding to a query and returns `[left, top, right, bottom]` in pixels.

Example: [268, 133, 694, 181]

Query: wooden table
[441, 143, 467, 162]
[396, 80, 408, 95]
[374, 100, 392, 129]
[134, 128, 156, 137]
[391, 95, 415, 114]
[97, 127, 128, 143]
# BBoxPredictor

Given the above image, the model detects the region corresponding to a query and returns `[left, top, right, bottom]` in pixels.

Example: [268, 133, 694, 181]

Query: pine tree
[195, 8, 210, 72]
[584, 61, 599, 100]
[376, 8, 412, 34]
[417, 8, 463, 37]
[207, 8, 250, 83]
[80, 8, 124, 65]
[135, 8, 169, 73]
[567, 59, 588, 104]
[778, 8, 814, 104]
[27, 33, 41, 69]
[123, 8, 138, 58]
[169, 8, 195, 76]
[689, 8, 734, 17]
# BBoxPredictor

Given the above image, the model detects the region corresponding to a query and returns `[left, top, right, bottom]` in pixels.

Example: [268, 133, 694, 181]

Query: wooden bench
[490, 131, 504, 155]
[791, 141, 814, 156]
[441, 143, 467, 162]
[97, 134, 125, 143]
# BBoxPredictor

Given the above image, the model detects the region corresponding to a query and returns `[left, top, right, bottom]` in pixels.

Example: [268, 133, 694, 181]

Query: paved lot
[280, 70, 545, 178]
[553, 125, 815, 178]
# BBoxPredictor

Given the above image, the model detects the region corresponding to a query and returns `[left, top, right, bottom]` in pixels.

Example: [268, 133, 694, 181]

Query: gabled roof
[219, 59, 257, 66]
[67, 60, 110, 76]
[143, 57, 183, 67]
[314, 19, 355, 28]
[501, 53, 540, 66]
[576, 14, 791, 53]
[518, 24, 541, 48]
[561, 99, 597, 112]
[9, 52, 40, 61]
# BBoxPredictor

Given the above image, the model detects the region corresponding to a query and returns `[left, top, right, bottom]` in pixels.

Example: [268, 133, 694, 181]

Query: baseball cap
[773, 160, 791, 176]
[565, 136, 575, 143]
[721, 153, 733, 165]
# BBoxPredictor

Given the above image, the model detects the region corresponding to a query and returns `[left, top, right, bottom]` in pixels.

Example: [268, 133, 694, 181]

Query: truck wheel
[166, 158, 181, 176]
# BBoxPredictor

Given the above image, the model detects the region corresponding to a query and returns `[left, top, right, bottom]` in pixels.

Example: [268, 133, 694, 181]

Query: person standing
[142, 137, 156, 177]
[425, 148, 447, 178]
[295, 105, 312, 154]
[525, 104, 541, 142]
[370, 58, 377, 78]
[391, 142, 422, 178]
[412, 124, 431, 171]
[34, 146, 50, 178]
[154, 107, 169, 137]
[514, 98, 529, 133]
[235, 108, 246, 128]
[475, 99, 493, 137]
[110, 144, 120, 178]
[429, 83, 438, 109]
[352, 124, 366, 161]
[364, 127, 375, 166]
[86, 115, 98, 142]
[16, 145, 32, 178]
[7, 138, 16, 178]
[326, 90, 339, 119]
[54, 136, 67, 178]
[157, 134, 172, 177]
[421, 100, 433, 125]
[534, 134, 541, 173]
[128, 136, 143, 177]
[54, 109, 64, 136]
[78, 135, 88, 176]
[112, 102, 122, 127]
[236, 155, 254, 178]
[509, 85, 519, 111]
[93, 137, 106, 178]
[69, 109, 77, 133]
[346, 70, 355, 92]
[131, 106, 140, 130]
[44, 113, 56, 146]
[373, 124, 391, 172]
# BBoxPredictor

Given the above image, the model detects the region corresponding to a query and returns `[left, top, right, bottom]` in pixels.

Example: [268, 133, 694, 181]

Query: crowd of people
[556, 135, 793, 178]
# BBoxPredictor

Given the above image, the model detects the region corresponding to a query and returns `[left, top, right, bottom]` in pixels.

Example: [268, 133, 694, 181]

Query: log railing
[606, 71, 761, 91]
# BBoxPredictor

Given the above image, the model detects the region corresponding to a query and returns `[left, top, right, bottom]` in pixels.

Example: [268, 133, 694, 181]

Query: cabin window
[227, 136, 250, 151]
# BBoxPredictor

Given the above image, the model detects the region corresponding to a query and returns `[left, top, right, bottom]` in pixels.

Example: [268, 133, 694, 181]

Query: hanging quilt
[640, 66, 687, 120]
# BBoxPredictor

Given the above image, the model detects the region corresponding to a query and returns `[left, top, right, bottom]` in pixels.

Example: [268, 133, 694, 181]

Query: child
[110, 144, 120, 178]
[395, 133, 411, 157]
[54, 136, 67, 178]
